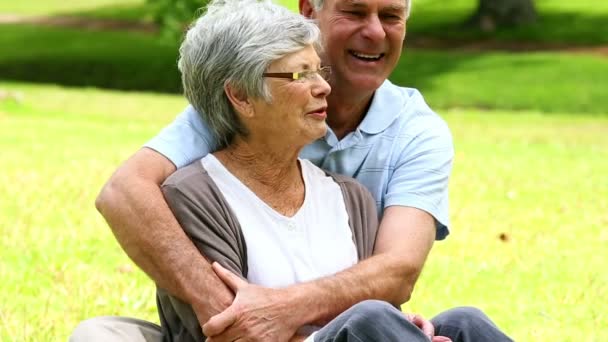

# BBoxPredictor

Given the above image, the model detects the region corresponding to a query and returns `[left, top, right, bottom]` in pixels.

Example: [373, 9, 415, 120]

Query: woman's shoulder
[161, 160, 223, 204]
[163, 160, 210, 188]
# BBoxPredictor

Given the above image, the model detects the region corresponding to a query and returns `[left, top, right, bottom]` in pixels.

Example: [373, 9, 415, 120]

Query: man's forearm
[96, 158, 233, 321]
[286, 207, 436, 327]
[286, 252, 421, 326]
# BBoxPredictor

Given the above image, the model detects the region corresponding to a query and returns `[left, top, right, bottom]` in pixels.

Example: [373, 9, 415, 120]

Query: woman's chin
[309, 122, 328, 140]
[297, 126, 327, 146]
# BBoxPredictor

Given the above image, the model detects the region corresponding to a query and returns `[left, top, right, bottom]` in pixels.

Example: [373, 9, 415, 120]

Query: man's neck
[326, 88, 374, 140]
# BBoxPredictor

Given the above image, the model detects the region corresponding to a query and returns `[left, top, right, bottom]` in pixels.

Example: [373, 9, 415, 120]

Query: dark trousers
[314, 300, 513, 342]
[70, 301, 513, 342]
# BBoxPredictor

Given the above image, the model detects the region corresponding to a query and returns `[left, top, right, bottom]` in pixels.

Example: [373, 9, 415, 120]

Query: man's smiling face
[315, 0, 407, 93]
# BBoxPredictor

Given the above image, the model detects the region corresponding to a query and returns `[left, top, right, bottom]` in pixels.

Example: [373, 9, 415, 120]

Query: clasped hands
[198, 262, 451, 342]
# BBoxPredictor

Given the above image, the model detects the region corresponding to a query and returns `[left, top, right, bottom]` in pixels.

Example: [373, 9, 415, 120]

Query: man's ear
[299, 0, 316, 18]
[224, 82, 254, 118]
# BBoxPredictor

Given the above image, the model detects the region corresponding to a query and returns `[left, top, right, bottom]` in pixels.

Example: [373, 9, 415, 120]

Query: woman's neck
[213, 137, 305, 216]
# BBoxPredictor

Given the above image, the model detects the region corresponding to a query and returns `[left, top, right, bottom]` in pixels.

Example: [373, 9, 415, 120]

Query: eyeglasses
[263, 66, 331, 82]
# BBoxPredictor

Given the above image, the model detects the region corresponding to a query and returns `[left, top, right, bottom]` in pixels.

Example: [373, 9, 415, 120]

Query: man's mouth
[349, 50, 385, 61]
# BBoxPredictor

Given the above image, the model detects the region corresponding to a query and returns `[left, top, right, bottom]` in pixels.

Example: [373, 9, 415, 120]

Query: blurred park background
[1, 0, 606, 340]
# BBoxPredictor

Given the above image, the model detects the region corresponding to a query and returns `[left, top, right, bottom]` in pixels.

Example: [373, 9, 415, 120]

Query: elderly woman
[157, 1, 446, 342]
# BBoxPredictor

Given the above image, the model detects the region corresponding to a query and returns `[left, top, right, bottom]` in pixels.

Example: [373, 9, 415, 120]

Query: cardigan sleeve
[161, 161, 248, 277]
[326, 171, 379, 260]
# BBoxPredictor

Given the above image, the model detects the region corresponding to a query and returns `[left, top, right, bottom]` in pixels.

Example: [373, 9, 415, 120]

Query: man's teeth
[351, 51, 382, 60]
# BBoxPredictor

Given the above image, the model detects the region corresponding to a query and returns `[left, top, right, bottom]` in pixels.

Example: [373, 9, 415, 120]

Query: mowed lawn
[1, 80, 606, 341]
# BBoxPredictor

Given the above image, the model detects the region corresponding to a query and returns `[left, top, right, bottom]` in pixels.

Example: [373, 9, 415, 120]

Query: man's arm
[291, 205, 435, 322]
[95, 147, 233, 324]
[202, 206, 436, 340]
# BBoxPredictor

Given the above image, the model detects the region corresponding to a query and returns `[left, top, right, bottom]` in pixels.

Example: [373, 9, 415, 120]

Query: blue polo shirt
[145, 80, 453, 239]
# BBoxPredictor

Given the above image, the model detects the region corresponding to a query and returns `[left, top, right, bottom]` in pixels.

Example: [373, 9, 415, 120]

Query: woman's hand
[404, 312, 452, 342]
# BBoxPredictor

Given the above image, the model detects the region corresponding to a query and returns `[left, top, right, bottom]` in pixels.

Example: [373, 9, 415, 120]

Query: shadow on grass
[0, 24, 181, 93]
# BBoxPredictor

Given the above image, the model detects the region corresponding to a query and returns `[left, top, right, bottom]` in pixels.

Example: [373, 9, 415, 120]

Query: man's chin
[345, 75, 385, 93]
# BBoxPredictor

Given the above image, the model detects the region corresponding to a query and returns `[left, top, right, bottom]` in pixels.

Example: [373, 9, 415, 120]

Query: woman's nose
[312, 75, 331, 97]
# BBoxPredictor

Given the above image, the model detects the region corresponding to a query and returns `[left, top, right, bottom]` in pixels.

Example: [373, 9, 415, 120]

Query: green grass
[0, 81, 187, 341]
[395, 50, 608, 114]
[0, 0, 296, 20]
[1, 80, 607, 341]
[408, 0, 608, 45]
[0, 0, 146, 17]
[404, 109, 608, 341]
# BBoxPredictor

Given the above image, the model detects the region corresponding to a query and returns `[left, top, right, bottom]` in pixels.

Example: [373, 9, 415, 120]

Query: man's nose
[361, 15, 386, 42]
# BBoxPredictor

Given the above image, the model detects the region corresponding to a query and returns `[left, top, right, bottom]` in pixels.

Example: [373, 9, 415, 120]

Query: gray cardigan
[157, 160, 379, 341]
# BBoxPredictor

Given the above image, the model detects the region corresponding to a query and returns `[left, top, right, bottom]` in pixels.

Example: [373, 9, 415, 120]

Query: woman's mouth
[307, 107, 328, 120]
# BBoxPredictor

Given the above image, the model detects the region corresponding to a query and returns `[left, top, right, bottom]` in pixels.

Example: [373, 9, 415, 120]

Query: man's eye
[382, 14, 403, 21]
[343, 10, 365, 17]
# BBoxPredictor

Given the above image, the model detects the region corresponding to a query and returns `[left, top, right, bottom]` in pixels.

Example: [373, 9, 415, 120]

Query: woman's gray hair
[178, 0, 320, 148]
[309, 0, 412, 18]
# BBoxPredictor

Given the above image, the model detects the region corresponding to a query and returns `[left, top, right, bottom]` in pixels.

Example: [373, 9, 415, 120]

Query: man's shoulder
[374, 81, 450, 138]
[387, 83, 441, 119]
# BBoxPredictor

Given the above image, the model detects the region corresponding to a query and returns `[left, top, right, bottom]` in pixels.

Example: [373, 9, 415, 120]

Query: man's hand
[203, 263, 301, 342]
[405, 313, 452, 342]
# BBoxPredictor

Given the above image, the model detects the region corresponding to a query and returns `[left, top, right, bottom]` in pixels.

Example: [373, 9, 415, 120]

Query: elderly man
[74, 0, 513, 341]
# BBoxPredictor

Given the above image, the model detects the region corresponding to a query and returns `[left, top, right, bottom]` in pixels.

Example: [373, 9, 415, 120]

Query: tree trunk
[467, 0, 537, 32]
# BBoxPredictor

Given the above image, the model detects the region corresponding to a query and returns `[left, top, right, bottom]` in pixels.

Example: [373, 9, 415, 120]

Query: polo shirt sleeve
[384, 115, 454, 240]
[144, 105, 216, 169]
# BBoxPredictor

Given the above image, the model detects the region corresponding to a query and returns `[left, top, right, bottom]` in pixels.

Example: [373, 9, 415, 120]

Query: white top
[201, 155, 358, 288]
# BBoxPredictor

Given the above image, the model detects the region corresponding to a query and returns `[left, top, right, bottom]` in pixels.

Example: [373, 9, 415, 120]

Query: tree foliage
[148, 0, 210, 39]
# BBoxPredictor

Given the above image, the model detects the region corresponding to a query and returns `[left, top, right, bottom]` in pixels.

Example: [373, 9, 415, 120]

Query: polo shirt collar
[358, 80, 408, 135]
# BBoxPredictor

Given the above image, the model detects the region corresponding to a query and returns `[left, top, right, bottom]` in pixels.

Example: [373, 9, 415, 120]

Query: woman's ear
[224, 82, 254, 118]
